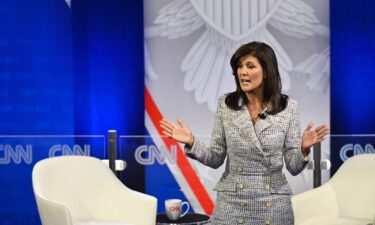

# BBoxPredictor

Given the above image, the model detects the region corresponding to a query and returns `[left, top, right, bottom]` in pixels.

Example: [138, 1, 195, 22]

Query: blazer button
[266, 202, 272, 208]
[237, 218, 244, 224]
[264, 184, 270, 190]
[237, 167, 243, 172]
[240, 202, 247, 207]
[265, 219, 271, 224]
[262, 167, 268, 172]
[238, 183, 244, 189]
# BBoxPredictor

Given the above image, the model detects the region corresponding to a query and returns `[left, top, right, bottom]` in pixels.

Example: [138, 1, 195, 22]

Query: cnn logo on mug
[165, 199, 190, 221]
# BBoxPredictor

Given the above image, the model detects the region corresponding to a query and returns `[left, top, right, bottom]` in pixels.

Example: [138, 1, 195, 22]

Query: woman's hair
[225, 41, 288, 114]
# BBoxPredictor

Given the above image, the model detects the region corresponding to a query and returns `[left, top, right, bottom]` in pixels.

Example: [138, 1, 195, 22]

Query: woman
[160, 42, 329, 225]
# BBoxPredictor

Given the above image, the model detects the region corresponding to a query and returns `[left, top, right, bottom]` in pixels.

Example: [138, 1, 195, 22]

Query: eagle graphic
[145, 0, 329, 111]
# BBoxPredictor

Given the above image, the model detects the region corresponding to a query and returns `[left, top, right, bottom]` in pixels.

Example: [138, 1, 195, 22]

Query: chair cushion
[299, 217, 372, 225]
[74, 221, 134, 225]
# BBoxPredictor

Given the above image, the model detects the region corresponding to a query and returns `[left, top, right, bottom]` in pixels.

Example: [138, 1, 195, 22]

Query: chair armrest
[90, 187, 157, 225]
[35, 195, 73, 225]
[292, 183, 339, 225]
[124, 189, 157, 225]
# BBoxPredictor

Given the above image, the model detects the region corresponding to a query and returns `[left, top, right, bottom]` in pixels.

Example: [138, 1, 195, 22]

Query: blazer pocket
[213, 181, 237, 192]
[271, 183, 293, 195]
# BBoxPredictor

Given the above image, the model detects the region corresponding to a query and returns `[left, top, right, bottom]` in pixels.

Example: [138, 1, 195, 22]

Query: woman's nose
[238, 68, 246, 76]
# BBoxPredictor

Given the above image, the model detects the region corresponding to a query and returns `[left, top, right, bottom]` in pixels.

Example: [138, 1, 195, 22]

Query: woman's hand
[160, 118, 194, 147]
[302, 122, 330, 152]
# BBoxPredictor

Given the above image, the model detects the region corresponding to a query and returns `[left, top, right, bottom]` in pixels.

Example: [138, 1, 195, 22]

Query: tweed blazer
[185, 95, 309, 225]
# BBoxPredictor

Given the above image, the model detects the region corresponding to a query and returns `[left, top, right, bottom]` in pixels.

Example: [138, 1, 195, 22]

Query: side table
[156, 213, 210, 225]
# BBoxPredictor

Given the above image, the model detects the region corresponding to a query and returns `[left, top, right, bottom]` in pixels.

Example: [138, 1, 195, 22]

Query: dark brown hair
[225, 41, 288, 114]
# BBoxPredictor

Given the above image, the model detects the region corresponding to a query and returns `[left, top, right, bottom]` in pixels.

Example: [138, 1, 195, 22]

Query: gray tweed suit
[185, 95, 309, 225]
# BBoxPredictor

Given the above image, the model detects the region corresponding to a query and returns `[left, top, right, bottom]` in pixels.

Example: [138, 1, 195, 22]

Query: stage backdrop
[330, 0, 375, 174]
[143, 0, 330, 214]
[0, 0, 144, 224]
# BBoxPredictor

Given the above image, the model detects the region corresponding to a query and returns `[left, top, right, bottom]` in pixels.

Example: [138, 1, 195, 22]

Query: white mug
[165, 199, 190, 221]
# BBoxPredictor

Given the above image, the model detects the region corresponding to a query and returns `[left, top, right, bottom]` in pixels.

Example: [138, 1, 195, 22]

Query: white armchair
[32, 156, 157, 225]
[292, 153, 375, 225]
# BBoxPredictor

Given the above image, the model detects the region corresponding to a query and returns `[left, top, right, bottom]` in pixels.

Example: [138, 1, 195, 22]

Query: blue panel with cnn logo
[331, 135, 375, 175]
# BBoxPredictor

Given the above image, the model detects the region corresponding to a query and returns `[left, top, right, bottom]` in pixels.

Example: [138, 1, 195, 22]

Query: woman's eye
[247, 64, 255, 69]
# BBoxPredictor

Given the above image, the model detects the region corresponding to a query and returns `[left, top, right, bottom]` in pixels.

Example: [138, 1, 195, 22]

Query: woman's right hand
[160, 118, 194, 147]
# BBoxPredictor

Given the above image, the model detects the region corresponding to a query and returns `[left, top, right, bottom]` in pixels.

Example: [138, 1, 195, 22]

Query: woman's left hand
[302, 122, 330, 149]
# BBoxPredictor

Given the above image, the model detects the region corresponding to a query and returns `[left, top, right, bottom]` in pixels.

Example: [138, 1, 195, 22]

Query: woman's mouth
[241, 78, 251, 84]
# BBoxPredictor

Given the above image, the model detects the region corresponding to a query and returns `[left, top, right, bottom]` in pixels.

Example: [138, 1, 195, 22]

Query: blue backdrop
[0, 0, 144, 224]
[330, 0, 375, 174]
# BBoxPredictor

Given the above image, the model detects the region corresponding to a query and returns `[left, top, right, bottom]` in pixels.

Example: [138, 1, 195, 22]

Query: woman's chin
[240, 87, 253, 93]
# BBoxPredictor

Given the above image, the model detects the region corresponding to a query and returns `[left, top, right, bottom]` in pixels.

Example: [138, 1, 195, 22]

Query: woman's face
[237, 55, 264, 94]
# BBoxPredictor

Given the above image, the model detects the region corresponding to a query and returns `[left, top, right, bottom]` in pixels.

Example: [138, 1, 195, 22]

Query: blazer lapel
[256, 116, 272, 134]
[232, 106, 263, 152]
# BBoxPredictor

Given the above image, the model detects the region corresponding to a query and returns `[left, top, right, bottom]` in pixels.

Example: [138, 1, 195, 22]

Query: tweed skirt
[211, 191, 294, 225]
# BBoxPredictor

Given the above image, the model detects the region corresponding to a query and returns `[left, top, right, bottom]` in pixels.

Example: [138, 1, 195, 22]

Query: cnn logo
[168, 206, 180, 212]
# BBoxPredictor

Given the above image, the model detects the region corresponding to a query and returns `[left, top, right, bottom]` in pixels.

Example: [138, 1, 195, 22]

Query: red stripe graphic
[145, 87, 214, 215]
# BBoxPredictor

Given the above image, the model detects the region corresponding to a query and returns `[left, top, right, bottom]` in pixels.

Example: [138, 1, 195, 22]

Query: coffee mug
[165, 199, 190, 221]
